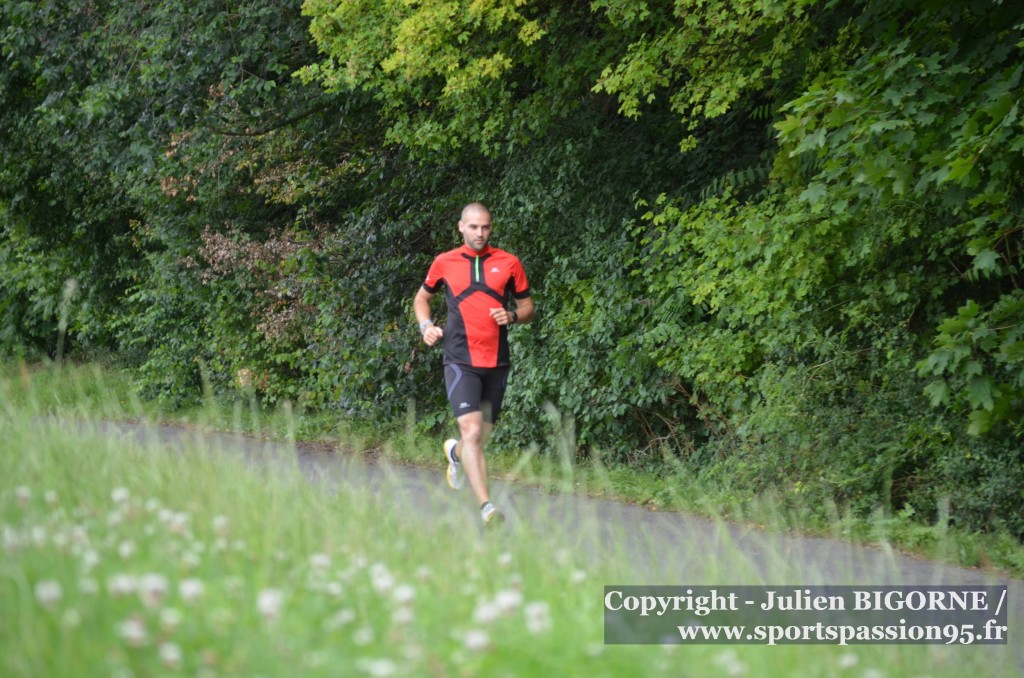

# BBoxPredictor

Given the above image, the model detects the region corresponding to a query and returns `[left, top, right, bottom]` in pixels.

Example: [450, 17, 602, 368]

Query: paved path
[71, 418, 1022, 671]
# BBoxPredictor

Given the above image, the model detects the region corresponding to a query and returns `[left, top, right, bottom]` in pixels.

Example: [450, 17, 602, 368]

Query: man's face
[458, 209, 492, 252]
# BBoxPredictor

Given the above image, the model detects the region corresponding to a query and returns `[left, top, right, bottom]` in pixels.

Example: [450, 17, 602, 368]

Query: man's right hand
[422, 324, 444, 347]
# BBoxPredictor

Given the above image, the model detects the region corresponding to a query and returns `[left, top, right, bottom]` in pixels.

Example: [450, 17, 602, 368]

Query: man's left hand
[489, 307, 513, 326]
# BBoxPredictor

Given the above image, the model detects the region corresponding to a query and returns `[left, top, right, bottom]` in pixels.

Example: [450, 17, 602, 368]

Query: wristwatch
[418, 319, 433, 332]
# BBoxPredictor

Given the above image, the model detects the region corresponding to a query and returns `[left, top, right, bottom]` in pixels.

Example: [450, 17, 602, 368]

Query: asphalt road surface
[71, 418, 1022, 671]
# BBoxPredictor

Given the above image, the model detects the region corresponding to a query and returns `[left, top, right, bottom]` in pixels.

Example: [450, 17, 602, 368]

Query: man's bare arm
[413, 287, 444, 346]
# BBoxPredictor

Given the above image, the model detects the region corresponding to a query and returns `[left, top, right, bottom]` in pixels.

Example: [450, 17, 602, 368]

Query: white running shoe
[480, 502, 504, 526]
[444, 438, 463, 490]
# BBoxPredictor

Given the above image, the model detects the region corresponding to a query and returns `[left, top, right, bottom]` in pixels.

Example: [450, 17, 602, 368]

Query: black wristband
[510, 310, 518, 325]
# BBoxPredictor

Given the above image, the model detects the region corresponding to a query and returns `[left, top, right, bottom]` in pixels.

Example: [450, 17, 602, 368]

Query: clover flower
[524, 601, 552, 634]
[160, 607, 183, 633]
[356, 658, 397, 677]
[463, 629, 491, 652]
[108, 574, 137, 597]
[257, 588, 284, 622]
[159, 642, 182, 669]
[35, 580, 63, 608]
[352, 626, 375, 646]
[323, 608, 356, 632]
[111, 487, 130, 504]
[117, 617, 148, 647]
[179, 578, 205, 604]
[494, 588, 523, 614]
[138, 573, 169, 609]
[473, 599, 501, 625]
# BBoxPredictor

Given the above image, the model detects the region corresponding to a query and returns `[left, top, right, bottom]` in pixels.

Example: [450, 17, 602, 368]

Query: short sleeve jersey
[422, 244, 531, 367]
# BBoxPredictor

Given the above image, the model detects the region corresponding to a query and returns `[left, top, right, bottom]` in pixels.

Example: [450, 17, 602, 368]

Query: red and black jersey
[423, 244, 531, 367]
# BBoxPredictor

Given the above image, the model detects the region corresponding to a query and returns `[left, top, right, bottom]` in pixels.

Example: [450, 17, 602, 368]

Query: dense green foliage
[2, 1, 1022, 536]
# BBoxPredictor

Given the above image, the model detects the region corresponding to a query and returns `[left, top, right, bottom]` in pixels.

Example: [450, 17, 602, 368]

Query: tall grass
[0, 364, 1014, 676]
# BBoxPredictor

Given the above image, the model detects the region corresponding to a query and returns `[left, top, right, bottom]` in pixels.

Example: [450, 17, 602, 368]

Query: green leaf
[798, 182, 827, 205]
[971, 249, 999, 274]
[966, 408, 993, 436]
[967, 375, 995, 411]
[924, 380, 949, 407]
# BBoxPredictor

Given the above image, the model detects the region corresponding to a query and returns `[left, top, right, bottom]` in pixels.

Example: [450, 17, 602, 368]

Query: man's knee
[457, 415, 484, 444]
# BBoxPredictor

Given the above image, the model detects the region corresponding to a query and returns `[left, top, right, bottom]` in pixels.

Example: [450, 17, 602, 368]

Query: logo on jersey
[491, 267, 500, 273]
[459, 402, 471, 409]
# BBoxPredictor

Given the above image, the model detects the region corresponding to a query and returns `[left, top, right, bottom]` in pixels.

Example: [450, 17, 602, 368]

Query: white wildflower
[70, 526, 88, 544]
[494, 588, 523, 614]
[81, 549, 99, 571]
[524, 601, 552, 634]
[310, 553, 331, 570]
[44, 490, 58, 506]
[138, 573, 169, 609]
[145, 498, 161, 512]
[353, 626, 375, 646]
[51, 530, 68, 550]
[497, 551, 513, 567]
[107, 574, 137, 597]
[415, 565, 432, 581]
[838, 653, 859, 669]
[356, 658, 397, 677]
[117, 617, 148, 647]
[463, 629, 491, 652]
[15, 486, 31, 506]
[106, 511, 123, 528]
[257, 588, 284, 622]
[181, 551, 201, 570]
[325, 581, 344, 597]
[212, 514, 229, 536]
[168, 512, 190, 535]
[111, 487, 130, 504]
[160, 607, 183, 633]
[323, 608, 357, 632]
[159, 642, 182, 669]
[570, 569, 587, 584]
[392, 606, 414, 625]
[370, 563, 394, 594]
[31, 526, 47, 547]
[2, 526, 20, 552]
[392, 584, 415, 605]
[473, 599, 501, 624]
[713, 649, 747, 677]
[117, 541, 135, 560]
[179, 578, 205, 604]
[402, 643, 423, 661]
[35, 580, 63, 608]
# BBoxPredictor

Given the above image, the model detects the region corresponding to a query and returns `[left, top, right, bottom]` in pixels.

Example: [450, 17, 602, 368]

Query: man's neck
[460, 243, 491, 256]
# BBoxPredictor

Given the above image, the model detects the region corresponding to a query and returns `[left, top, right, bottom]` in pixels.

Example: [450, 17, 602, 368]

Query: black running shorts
[444, 364, 510, 424]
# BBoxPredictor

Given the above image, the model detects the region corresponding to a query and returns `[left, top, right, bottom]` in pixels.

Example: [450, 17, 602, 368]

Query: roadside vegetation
[1, 363, 1014, 676]
[5, 362, 1023, 580]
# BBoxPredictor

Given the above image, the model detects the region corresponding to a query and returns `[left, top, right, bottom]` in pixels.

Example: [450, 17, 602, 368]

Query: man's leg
[455, 414, 494, 506]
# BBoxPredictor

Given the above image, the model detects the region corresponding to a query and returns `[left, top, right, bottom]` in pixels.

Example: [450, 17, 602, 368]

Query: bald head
[461, 201, 491, 221]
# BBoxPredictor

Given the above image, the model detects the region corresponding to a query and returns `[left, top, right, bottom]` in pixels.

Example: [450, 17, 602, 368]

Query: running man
[413, 202, 535, 525]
